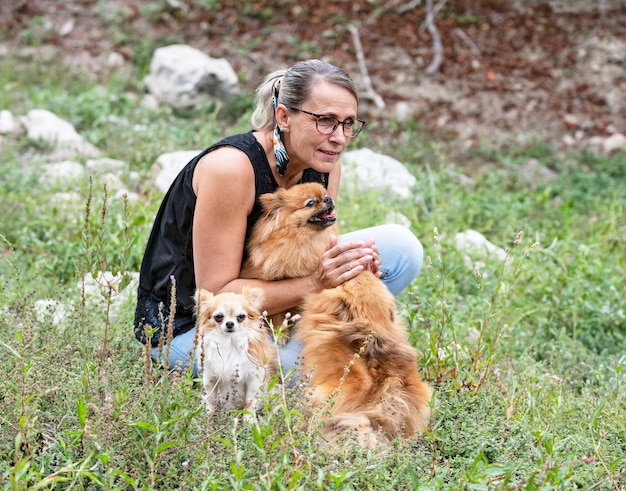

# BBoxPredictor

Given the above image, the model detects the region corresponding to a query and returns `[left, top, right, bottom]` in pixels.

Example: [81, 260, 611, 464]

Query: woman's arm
[192, 152, 378, 316]
[192, 147, 254, 295]
[190, 148, 326, 315]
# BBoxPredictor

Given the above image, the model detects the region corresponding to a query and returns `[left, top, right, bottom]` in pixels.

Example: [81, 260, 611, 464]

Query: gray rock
[455, 229, 508, 262]
[154, 150, 200, 193]
[34, 299, 71, 327]
[603, 133, 626, 155]
[80, 271, 140, 322]
[20, 109, 99, 158]
[144, 44, 239, 109]
[341, 148, 416, 200]
[86, 157, 128, 174]
[0, 110, 21, 135]
[385, 211, 412, 228]
[42, 160, 85, 185]
[588, 133, 626, 156]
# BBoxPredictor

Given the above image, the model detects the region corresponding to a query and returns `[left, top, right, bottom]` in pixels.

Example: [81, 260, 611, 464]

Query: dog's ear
[241, 286, 265, 311]
[257, 192, 285, 242]
[194, 288, 214, 317]
[259, 191, 285, 215]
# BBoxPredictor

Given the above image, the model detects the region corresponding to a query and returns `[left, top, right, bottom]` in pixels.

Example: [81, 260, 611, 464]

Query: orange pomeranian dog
[240, 182, 338, 341]
[296, 271, 433, 449]
[194, 287, 277, 422]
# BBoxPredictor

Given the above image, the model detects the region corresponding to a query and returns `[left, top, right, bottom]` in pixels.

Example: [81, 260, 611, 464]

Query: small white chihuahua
[194, 287, 277, 421]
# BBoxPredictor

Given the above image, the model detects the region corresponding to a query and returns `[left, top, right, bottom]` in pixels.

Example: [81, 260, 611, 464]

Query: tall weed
[409, 227, 541, 393]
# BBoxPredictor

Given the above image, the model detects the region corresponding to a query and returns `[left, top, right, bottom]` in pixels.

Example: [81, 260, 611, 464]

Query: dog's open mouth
[308, 206, 336, 228]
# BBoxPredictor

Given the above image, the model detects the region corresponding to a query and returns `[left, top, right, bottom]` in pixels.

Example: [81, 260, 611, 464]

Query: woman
[134, 59, 423, 374]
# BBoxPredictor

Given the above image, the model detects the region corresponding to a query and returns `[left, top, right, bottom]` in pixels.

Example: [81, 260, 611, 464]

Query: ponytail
[250, 69, 287, 131]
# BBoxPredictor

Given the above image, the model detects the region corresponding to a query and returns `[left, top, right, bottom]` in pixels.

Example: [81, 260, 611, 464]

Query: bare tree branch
[422, 0, 445, 74]
[397, 0, 422, 14]
[347, 24, 386, 109]
[420, 0, 447, 29]
[453, 28, 480, 57]
[365, 0, 422, 24]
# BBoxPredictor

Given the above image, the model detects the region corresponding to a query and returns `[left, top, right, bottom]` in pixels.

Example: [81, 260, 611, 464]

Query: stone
[144, 44, 239, 109]
[455, 230, 508, 262]
[603, 133, 626, 155]
[58, 18, 75, 37]
[22, 109, 82, 144]
[80, 271, 140, 322]
[20, 109, 100, 158]
[154, 150, 200, 193]
[42, 160, 85, 185]
[385, 211, 412, 228]
[587, 133, 626, 156]
[34, 299, 71, 327]
[341, 148, 416, 200]
[0, 110, 20, 135]
[106, 51, 125, 68]
[86, 157, 128, 174]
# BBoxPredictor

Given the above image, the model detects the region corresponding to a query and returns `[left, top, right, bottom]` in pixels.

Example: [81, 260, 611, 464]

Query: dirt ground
[2, 0, 625, 152]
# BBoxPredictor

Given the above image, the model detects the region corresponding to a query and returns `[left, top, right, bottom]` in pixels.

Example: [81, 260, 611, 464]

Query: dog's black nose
[225, 321, 235, 331]
[324, 196, 334, 207]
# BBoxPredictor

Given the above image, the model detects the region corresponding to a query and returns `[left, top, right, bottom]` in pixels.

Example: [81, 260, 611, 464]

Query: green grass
[1, 45, 625, 490]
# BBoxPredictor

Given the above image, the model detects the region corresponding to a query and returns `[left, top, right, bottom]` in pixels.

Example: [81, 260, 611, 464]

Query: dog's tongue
[309, 211, 336, 225]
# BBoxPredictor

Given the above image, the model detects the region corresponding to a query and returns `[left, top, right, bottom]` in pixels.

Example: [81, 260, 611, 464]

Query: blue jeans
[151, 224, 423, 376]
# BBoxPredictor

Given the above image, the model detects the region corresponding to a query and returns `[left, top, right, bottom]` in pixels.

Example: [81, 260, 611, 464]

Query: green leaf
[211, 436, 233, 448]
[156, 440, 180, 454]
[408, 465, 421, 489]
[119, 272, 132, 291]
[30, 476, 71, 489]
[131, 421, 157, 432]
[77, 394, 87, 428]
[589, 401, 605, 429]
[97, 452, 109, 466]
[112, 469, 137, 486]
[0, 340, 21, 358]
[252, 425, 265, 449]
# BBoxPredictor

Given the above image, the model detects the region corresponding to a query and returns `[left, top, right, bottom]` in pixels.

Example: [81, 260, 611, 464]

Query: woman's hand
[362, 238, 382, 277]
[312, 235, 381, 291]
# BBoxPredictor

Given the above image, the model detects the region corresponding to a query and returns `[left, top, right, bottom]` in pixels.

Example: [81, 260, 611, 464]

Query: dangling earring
[272, 81, 289, 176]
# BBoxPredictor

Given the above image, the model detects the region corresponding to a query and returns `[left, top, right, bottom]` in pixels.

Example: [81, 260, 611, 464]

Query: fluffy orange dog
[240, 182, 337, 340]
[194, 287, 277, 422]
[297, 272, 433, 448]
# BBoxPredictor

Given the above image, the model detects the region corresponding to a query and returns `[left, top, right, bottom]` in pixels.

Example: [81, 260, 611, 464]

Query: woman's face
[281, 80, 359, 174]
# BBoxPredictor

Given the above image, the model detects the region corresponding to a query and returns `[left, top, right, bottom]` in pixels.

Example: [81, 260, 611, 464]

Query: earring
[273, 126, 289, 176]
[280, 127, 288, 132]
[272, 80, 290, 176]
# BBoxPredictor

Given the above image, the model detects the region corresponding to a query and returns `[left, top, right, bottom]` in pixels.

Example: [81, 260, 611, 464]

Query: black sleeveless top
[134, 131, 328, 344]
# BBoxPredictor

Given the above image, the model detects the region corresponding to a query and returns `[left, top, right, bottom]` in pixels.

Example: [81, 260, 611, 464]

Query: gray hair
[250, 59, 358, 132]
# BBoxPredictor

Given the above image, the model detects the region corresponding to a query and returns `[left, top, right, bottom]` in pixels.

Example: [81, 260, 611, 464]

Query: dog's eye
[213, 313, 224, 322]
[236, 314, 247, 322]
[305, 198, 317, 207]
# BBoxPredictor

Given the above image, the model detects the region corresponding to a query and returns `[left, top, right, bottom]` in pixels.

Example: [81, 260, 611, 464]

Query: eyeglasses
[286, 106, 366, 139]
